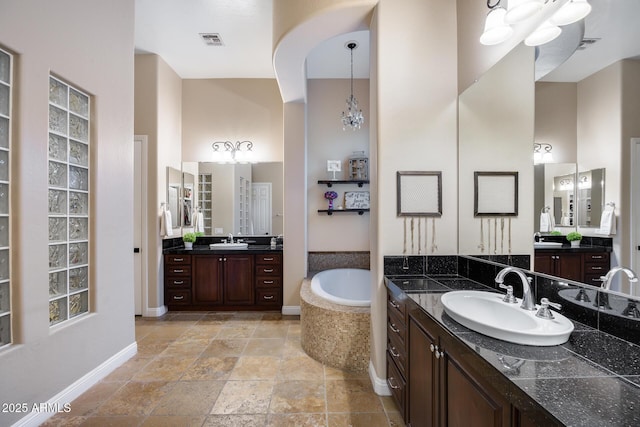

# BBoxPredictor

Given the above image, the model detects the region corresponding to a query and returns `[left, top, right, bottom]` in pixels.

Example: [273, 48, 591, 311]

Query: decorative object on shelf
[340, 41, 364, 131]
[211, 140, 255, 164]
[533, 143, 554, 164]
[348, 151, 368, 180]
[474, 171, 518, 216]
[182, 232, 197, 250]
[324, 191, 338, 210]
[327, 160, 341, 180]
[566, 231, 582, 248]
[344, 191, 370, 210]
[397, 171, 442, 217]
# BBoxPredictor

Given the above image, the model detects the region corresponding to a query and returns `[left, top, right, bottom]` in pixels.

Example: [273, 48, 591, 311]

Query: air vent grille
[200, 33, 224, 46]
[577, 38, 600, 50]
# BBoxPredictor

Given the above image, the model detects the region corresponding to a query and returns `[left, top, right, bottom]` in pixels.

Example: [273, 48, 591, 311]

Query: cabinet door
[193, 255, 223, 304]
[556, 253, 582, 282]
[409, 317, 437, 427]
[534, 254, 554, 276]
[224, 254, 254, 305]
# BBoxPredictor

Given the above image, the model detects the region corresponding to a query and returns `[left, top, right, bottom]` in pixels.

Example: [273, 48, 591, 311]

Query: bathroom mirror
[182, 161, 283, 237]
[182, 172, 194, 227]
[166, 166, 182, 232]
[534, 163, 577, 232]
[576, 167, 605, 229]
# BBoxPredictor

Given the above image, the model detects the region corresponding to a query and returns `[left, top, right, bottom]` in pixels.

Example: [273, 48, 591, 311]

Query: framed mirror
[166, 166, 182, 232]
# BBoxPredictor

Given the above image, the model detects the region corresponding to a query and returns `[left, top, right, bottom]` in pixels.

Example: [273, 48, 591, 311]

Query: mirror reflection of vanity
[166, 167, 182, 231]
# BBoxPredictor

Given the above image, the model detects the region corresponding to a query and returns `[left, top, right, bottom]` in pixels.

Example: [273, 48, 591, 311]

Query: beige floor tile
[74, 415, 146, 426]
[159, 339, 209, 358]
[243, 338, 286, 356]
[151, 380, 224, 415]
[380, 395, 401, 413]
[61, 381, 125, 416]
[277, 355, 324, 381]
[267, 413, 327, 427]
[181, 356, 238, 381]
[141, 415, 206, 427]
[287, 324, 301, 338]
[216, 325, 256, 338]
[282, 337, 307, 358]
[179, 324, 222, 339]
[201, 338, 247, 357]
[324, 366, 369, 380]
[229, 355, 280, 380]
[136, 336, 174, 357]
[144, 325, 193, 340]
[327, 412, 390, 427]
[203, 414, 268, 426]
[269, 380, 326, 414]
[103, 356, 153, 382]
[95, 381, 174, 416]
[253, 323, 289, 338]
[40, 415, 88, 427]
[132, 356, 197, 381]
[326, 379, 384, 413]
[210, 380, 274, 414]
[386, 410, 405, 427]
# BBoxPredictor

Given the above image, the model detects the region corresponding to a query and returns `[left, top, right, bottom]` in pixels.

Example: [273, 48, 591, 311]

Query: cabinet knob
[430, 344, 435, 353]
[218, 258, 222, 261]
[389, 301, 400, 309]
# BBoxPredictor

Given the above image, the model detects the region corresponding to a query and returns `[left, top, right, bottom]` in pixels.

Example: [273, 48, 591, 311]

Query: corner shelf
[318, 179, 369, 188]
[318, 209, 369, 216]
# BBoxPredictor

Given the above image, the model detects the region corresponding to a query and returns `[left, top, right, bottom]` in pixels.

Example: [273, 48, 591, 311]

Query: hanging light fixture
[211, 140, 255, 164]
[550, 0, 592, 26]
[504, 0, 545, 24]
[340, 41, 364, 131]
[480, 1, 514, 46]
[525, 19, 562, 46]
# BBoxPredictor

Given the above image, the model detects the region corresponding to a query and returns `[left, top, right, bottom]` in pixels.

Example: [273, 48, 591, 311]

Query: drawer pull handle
[389, 324, 400, 333]
[263, 280, 274, 284]
[263, 269, 274, 273]
[173, 280, 184, 285]
[591, 256, 603, 259]
[264, 257, 274, 261]
[389, 347, 400, 358]
[591, 266, 603, 270]
[387, 377, 400, 390]
[263, 295, 274, 300]
[173, 295, 184, 300]
[389, 301, 400, 309]
[173, 258, 184, 262]
[173, 269, 184, 273]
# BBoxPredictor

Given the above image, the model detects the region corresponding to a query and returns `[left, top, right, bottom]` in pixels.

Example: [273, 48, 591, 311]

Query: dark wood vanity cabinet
[534, 250, 609, 284]
[164, 252, 281, 310]
[386, 286, 408, 421]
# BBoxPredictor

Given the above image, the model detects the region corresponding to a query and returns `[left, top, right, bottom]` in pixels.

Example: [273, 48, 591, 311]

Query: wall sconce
[550, 0, 592, 26]
[504, 0, 544, 24]
[480, 1, 514, 46]
[211, 140, 255, 164]
[533, 143, 554, 164]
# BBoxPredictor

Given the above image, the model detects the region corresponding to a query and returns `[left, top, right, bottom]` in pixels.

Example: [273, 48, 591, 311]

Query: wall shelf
[318, 209, 369, 216]
[318, 179, 369, 188]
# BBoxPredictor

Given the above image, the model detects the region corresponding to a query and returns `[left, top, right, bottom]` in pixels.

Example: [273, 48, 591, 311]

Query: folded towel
[598, 204, 616, 235]
[160, 209, 173, 237]
[540, 212, 550, 232]
[197, 210, 205, 233]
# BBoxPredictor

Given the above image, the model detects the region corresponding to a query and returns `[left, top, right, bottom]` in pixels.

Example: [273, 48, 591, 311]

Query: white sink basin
[440, 291, 574, 346]
[534, 241, 563, 248]
[209, 242, 248, 250]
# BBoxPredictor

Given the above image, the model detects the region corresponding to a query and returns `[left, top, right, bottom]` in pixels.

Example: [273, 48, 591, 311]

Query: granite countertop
[386, 275, 640, 427]
[163, 244, 283, 255]
[534, 244, 613, 253]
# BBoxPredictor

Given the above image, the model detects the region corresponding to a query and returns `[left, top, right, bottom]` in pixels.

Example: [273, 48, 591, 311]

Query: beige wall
[0, 0, 135, 424]
[181, 79, 283, 163]
[307, 79, 370, 251]
[535, 82, 578, 164]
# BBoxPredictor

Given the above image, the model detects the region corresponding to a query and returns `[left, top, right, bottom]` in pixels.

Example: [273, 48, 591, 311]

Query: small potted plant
[183, 232, 197, 250]
[566, 231, 582, 248]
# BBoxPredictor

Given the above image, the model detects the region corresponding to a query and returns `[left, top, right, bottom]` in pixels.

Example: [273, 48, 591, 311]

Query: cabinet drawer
[388, 332, 407, 377]
[165, 255, 191, 265]
[166, 289, 191, 305]
[387, 355, 406, 420]
[166, 265, 191, 277]
[584, 274, 605, 286]
[256, 254, 281, 265]
[387, 308, 406, 347]
[584, 252, 609, 264]
[256, 288, 282, 305]
[584, 263, 607, 275]
[387, 291, 406, 319]
[255, 265, 281, 276]
[165, 277, 191, 288]
[256, 277, 282, 288]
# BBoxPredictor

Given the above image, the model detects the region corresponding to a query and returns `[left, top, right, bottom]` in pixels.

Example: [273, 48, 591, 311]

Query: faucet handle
[498, 284, 518, 303]
[535, 298, 562, 320]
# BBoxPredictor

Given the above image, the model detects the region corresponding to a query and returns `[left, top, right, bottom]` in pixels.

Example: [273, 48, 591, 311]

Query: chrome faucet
[599, 266, 638, 290]
[495, 267, 536, 311]
[228, 233, 234, 244]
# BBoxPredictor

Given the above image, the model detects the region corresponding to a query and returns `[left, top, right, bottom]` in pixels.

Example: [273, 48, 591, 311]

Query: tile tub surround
[308, 251, 370, 273]
[42, 312, 402, 427]
[300, 279, 371, 372]
[386, 273, 640, 426]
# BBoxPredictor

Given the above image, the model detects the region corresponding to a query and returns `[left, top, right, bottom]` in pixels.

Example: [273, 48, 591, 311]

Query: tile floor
[43, 311, 403, 427]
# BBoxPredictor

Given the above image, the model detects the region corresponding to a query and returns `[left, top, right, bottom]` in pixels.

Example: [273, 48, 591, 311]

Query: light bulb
[480, 7, 514, 46]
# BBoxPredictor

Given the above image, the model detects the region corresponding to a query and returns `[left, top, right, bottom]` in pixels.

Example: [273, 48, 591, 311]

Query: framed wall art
[396, 171, 442, 217]
[474, 171, 518, 216]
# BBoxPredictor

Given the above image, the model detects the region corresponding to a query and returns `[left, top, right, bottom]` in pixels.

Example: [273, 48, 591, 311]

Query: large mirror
[166, 167, 182, 231]
[534, 163, 577, 232]
[181, 161, 283, 237]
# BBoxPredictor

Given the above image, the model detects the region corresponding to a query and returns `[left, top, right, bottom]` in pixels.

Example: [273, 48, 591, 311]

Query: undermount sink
[440, 291, 574, 346]
[209, 242, 249, 250]
[534, 241, 563, 248]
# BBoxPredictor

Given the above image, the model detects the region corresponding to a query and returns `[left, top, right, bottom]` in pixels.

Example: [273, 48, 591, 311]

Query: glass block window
[0, 47, 11, 346]
[48, 76, 90, 326]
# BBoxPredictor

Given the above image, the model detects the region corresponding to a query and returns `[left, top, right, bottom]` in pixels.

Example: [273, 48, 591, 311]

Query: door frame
[134, 135, 150, 315]
[632, 138, 640, 296]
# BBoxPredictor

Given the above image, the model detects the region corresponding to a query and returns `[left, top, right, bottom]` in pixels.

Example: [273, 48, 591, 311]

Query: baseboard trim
[282, 305, 301, 316]
[144, 305, 167, 317]
[369, 360, 391, 396]
[13, 342, 138, 427]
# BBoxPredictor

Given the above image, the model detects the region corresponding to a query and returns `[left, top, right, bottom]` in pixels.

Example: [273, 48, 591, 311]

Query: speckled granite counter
[163, 244, 283, 255]
[386, 275, 640, 427]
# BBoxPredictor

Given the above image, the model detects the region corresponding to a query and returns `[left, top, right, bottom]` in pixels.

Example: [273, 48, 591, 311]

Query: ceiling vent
[200, 33, 224, 46]
[577, 38, 600, 50]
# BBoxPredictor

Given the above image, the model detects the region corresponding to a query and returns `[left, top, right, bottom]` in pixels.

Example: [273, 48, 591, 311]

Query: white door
[133, 136, 148, 315]
[252, 182, 272, 235]
[633, 138, 640, 296]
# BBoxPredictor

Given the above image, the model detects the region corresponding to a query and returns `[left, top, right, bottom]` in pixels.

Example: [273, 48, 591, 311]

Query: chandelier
[341, 41, 364, 131]
[211, 140, 254, 164]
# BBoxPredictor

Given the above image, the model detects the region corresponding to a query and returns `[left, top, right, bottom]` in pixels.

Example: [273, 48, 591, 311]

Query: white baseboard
[282, 306, 301, 316]
[13, 342, 138, 427]
[369, 360, 391, 396]
[144, 305, 167, 317]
